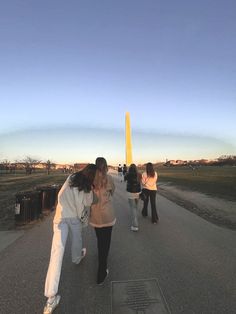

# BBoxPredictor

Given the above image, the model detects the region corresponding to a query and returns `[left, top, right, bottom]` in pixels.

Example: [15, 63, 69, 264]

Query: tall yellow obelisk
[125, 112, 133, 166]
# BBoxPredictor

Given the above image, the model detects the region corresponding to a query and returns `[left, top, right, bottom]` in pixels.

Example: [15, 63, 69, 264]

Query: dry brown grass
[0, 171, 67, 230]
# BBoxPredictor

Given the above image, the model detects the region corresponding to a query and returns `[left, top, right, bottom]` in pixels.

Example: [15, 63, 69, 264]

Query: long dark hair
[128, 163, 137, 174]
[146, 162, 155, 178]
[93, 157, 108, 189]
[69, 163, 97, 192]
[128, 163, 140, 181]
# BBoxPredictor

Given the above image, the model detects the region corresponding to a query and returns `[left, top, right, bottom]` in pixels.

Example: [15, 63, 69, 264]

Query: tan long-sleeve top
[89, 174, 116, 228]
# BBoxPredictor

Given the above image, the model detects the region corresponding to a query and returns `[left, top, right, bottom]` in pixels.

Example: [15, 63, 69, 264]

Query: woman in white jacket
[43, 164, 97, 314]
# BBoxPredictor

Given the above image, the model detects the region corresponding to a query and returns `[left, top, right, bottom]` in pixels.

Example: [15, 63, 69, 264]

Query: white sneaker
[43, 295, 61, 314]
[74, 248, 86, 264]
[131, 226, 139, 232]
[81, 248, 86, 261]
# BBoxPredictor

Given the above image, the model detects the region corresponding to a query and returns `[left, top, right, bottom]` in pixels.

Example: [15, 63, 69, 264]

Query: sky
[0, 0, 235, 165]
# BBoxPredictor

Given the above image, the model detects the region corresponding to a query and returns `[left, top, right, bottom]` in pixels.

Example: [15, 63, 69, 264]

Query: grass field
[0, 171, 68, 193]
[0, 171, 68, 230]
[156, 165, 236, 201]
[0, 166, 235, 230]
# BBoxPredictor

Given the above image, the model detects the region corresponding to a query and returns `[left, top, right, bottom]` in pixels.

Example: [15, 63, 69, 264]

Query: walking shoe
[74, 248, 86, 264]
[131, 226, 139, 232]
[81, 248, 86, 260]
[97, 269, 109, 285]
[43, 295, 61, 314]
[141, 211, 147, 217]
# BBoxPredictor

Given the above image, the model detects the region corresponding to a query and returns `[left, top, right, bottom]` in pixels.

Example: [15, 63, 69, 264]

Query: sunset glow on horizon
[0, 1, 235, 164]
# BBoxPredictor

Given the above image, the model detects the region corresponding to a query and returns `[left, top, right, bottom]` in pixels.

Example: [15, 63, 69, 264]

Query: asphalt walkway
[0, 175, 235, 314]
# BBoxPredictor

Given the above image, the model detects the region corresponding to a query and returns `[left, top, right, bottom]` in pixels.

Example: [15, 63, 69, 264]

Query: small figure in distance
[122, 164, 127, 181]
[124, 163, 142, 231]
[141, 162, 159, 224]
[117, 164, 123, 182]
[43, 164, 97, 314]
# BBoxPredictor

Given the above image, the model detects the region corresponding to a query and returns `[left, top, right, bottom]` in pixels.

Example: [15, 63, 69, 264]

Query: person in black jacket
[122, 164, 127, 178]
[124, 164, 142, 231]
[117, 164, 123, 181]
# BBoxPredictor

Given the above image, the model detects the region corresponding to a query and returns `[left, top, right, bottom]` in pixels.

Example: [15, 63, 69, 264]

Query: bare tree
[2, 159, 10, 174]
[22, 156, 41, 174]
[217, 155, 236, 166]
[45, 160, 55, 175]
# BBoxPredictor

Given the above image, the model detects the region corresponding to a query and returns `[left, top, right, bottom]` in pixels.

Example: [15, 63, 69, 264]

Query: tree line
[0, 157, 55, 175]
[163, 155, 236, 167]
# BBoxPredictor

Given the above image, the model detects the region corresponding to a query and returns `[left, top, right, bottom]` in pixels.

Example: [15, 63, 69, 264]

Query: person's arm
[141, 173, 147, 185]
[108, 175, 115, 195]
[91, 190, 99, 205]
[155, 172, 158, 185]
[82, 191, 94, 207]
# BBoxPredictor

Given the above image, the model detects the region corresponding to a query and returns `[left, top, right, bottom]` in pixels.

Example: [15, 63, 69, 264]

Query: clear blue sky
[0, 0, 235, 164]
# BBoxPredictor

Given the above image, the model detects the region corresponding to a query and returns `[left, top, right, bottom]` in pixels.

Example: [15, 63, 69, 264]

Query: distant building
[164, 160, 187, 166]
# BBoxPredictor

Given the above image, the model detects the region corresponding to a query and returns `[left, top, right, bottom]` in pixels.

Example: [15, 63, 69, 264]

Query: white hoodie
[53, 176, 93, 223]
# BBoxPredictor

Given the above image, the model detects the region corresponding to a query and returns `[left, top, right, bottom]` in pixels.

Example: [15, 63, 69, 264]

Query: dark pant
[142, 189, 159, 222]
[95, 226, 112, 281]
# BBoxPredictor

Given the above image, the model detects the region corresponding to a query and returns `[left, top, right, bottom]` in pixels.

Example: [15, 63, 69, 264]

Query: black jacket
[124, 173, 141, 193]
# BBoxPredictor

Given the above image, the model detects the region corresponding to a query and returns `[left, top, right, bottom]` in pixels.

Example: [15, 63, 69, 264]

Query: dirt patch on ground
[158, 183, 236, 230]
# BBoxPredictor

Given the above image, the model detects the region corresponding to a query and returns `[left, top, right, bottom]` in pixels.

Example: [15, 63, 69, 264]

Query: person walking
[117, 164, 123, 181]
[43, 164, 97, 314]
[124, 163, 142, 231]
[141, 162, 159, 224]
[122, 164, 127, 178]
[89, 157, 116, 285]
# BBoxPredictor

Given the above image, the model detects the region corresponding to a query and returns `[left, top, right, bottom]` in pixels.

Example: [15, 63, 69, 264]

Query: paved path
[0, 175, 235, 313]
[0, 230, 24, 252]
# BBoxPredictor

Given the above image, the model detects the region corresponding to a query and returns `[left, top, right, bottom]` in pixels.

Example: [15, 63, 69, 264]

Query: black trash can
[15, 190, 42, 224]
[36, 185, 62, 212]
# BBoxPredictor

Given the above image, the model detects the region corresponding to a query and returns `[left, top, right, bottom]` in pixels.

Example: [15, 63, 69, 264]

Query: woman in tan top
[141, 162, 159, 223]
[89, 157, 116, 285]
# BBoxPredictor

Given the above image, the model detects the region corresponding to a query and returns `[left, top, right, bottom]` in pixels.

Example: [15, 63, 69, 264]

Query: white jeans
[44, 218, 83, 298]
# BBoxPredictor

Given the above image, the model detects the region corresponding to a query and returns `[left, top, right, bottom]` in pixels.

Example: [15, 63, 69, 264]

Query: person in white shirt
[43, 164, 97, 314]
[141, 162, 159, 223]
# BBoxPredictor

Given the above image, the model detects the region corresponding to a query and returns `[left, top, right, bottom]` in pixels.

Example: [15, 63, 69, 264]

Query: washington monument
[125, 112, 133, 166]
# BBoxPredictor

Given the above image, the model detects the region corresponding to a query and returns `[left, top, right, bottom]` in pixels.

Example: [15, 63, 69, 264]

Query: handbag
[80, 206, 90, 226]
[72, 187, 90, 227]
[139, 188, 148, 202]
[79, 191, 98, 226]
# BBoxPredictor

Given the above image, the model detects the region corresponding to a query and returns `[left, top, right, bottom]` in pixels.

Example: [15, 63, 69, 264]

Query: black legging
[95, 226, 112, 280]
[141, 189, 159, 222]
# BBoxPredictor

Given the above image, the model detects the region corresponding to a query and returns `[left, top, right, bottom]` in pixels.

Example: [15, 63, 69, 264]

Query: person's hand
[92, 191, 99, 204]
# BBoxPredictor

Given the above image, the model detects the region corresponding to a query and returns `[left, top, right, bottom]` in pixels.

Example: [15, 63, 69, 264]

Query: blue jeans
[128, 198, 139, 228]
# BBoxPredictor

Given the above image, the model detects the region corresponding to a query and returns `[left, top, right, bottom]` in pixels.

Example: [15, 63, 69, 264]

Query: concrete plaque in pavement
[111, 278, 170, 314]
